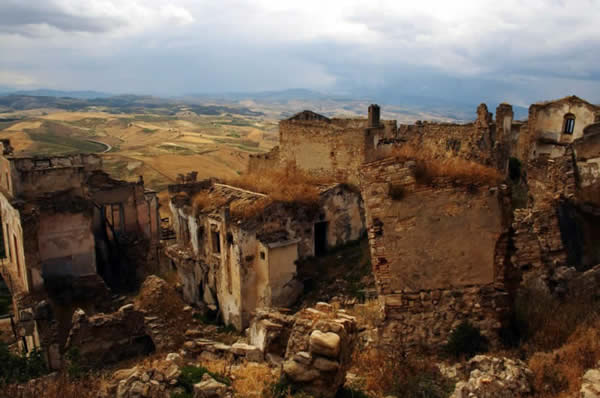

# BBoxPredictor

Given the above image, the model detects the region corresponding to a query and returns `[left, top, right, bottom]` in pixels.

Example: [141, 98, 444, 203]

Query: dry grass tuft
[192, 191, 229, 216]
[393, 144, 503, 186]
[1, 373, 106, 398]
[229, 196, 273, 220]
[528, 316, 600, 398]
[350, 346, 453, 398]
[196, 359, 278, 398]
[347, 299, 382, 328]
[227, 167, 333, 205]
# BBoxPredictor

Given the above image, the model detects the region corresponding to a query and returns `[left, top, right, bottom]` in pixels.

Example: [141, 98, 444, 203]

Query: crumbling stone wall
[9, 154, 103, 200]
[575, 123, 600, 191]
[520, 96, 599, 162]
[396, 104, 499, 167]
[248, 146, 280, 174]
[282, 303, 357, 398]
[359, 157, 511, 348]
[279, 116, 387, 185]
[65, 304, 154, 368]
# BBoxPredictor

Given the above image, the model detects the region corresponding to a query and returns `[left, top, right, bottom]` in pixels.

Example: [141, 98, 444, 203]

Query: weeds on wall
[393, 144, 503, 186]
[226, 167, 334, 205]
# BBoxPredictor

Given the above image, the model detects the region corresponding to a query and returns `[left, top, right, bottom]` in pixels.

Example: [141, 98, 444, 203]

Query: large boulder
[282, 303, 357, 398]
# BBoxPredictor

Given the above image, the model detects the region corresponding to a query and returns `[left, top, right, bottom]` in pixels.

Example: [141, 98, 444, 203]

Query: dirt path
[86, 139, 112, 153]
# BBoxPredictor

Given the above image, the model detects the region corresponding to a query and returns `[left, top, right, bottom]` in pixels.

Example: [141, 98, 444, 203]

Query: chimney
[368, 104, 381, 128]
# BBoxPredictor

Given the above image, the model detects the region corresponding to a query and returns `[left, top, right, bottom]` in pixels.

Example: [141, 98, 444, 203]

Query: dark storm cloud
[0, 0, 125, 34]
[0, 0, 599, 105]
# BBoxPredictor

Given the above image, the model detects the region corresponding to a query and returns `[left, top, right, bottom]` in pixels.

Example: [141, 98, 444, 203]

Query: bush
[65, 347, 86, 379]
[392, 369, 455, 398]
[176, 365, 231, 396]
[443, 321, 488, 359]
[0, 342, 49, 384]
[336, 387, 370, 398]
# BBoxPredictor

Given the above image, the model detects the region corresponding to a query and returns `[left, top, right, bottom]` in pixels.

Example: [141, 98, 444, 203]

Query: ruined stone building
[165, 179, 364, 330]
[510, 96, 600, 283]
[359, 159, 512, 348]
[0, 139, 159, 366]
[354, 96, 600, 349]
[249, 105, 396, 185]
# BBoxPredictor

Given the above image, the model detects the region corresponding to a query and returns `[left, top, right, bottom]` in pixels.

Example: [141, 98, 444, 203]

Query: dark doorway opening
[314, 221, 328, 257]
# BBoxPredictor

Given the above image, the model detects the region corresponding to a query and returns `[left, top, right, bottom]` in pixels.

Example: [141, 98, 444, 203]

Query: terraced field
[0, 109, 278, 192]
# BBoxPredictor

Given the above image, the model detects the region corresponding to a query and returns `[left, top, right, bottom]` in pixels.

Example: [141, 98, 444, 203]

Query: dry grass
[229, 196, 273, 220]
[393, 144, 503, 186]
[191, 167, 332, 220]
[1, 373, 106, 398]
[528, 316, 600, 398]
[346, 299, 382, 328]
[197, 359, 278, 398]
[349, 346, 453, 398]
[192, 190, 229, 216]
[226, 167, 333, 205]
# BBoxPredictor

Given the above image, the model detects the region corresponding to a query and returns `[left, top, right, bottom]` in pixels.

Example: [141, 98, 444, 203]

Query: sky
[0, 0, 599, 106]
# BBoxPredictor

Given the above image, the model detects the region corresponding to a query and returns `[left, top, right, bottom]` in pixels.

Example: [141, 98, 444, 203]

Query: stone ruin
[281, 303, 357, 398]
[3, 95, 600, 398]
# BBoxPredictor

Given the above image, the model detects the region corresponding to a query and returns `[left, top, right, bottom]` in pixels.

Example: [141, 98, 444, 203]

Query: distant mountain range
[0, 88, 529, 121]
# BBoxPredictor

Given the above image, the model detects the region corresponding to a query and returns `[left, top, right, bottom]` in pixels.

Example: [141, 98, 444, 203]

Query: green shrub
[443, 321, 488, 359]
[336, 387, 370, 398]
[176, 366, 231, 394]
[65, 346, 86, 379]
[393, 370, 455, 398]
[0, 342, 49, 384]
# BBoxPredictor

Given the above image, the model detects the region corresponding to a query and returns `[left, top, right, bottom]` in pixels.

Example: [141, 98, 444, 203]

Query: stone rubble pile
[282, 302, 358, 398]
[580, 367, 600, 398]
[248, 307, 295, 362]
[107, 353, 184, 398]
[181, 335, 262, 363]
[444, 355, 533, 398]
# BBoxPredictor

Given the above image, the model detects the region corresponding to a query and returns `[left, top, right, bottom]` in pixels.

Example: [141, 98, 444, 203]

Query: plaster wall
[38, 212, 96, 278]
[267, 242, 298, 307]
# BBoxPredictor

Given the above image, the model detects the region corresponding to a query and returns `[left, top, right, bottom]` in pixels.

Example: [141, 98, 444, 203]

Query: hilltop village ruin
[1, 95, 600, 396]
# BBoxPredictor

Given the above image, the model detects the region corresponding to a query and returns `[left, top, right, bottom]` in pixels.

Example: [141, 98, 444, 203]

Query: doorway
[314, 221, 328, 256]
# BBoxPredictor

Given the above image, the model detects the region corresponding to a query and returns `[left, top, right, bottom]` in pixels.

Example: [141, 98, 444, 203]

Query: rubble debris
[442, 355, 533, 398]
[64, 305, 154, 368]
[282, 302, 357, 398]
[134, 275, 195, 351]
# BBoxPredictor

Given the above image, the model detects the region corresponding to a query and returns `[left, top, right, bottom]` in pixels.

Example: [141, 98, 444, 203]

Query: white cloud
[0, 0, 598, 103]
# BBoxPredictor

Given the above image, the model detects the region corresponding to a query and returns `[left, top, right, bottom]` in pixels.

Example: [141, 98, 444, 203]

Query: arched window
[563, 114, 575, 134]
